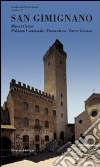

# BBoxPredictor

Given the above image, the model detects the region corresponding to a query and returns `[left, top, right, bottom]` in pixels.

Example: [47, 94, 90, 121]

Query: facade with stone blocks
[75, 93, 100, 144]
[1, 40, 68, 155]
[43, 39, 68, 140]
[1, 39, 100, 157]
[2, 79, 57, 152]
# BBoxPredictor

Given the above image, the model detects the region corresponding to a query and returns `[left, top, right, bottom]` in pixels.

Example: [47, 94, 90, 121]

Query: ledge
[1, 125, 16, 130]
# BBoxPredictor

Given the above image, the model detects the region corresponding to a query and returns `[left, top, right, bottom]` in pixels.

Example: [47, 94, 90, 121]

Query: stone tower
[43, 39, 68, 141]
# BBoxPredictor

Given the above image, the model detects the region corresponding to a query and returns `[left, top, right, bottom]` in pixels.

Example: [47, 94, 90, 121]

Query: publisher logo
[53, 118, 100, 166]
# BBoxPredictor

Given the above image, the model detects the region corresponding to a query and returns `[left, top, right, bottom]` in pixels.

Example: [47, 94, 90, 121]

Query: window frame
[45, 135, 49, 141]
[35, 135, 39, 142]
[35, 119, 40, 126]
[45, 108, 48, 115]
[35, 105, 39, 112]
[23, 117, 29, 126]
[45, 120, 49, 128]
[53, 110, 56, 116]
[23, 102, 28, 111]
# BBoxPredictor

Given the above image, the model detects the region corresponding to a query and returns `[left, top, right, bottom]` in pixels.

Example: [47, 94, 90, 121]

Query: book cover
[1, 1, 100, 166]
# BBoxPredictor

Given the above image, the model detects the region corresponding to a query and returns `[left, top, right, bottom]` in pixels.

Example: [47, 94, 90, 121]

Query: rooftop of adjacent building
[75, 93, 100, 119]
[84, 93, 100, 103]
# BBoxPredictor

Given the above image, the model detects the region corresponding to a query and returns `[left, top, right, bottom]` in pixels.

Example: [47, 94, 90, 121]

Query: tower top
[54, 39, 63, 50]
[43, 39, 67, 61]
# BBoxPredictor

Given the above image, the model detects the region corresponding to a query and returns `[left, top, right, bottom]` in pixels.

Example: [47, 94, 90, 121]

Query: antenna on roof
[92, 89, 95, 93]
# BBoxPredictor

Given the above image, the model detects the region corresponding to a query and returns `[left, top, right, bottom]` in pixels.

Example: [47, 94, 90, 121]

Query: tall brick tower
[43, 39, 68, 141]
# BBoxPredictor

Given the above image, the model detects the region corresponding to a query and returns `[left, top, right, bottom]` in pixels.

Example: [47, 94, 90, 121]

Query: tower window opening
[61, 93, 63, 97]
[53, 110, 56, 116]
[48, 61, 50, 66]
[61, 101, 63, 106]
[61, 113, 63, 118]
[60, 60, 62, 64]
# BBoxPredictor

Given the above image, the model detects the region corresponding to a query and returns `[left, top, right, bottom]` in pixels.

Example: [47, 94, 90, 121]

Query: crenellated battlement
[43, 39, 67, 61]
[10, 79, 54, 101]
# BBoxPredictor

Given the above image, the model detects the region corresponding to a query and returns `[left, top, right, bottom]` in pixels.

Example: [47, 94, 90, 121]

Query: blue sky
[1, 1, 100, 123]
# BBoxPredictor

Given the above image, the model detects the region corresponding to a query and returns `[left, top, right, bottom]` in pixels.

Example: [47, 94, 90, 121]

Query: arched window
[45, 121, 49, 128]
[23, 135, 29, 142]
[23, 102, 28, 110]
[23, 117, 29, 126]
[45, 135, 49, 141]
[45, 108, 48, 115]
[35, 105, 39, 112]
[23, 135, 29, 149]
[35, 119, 40, 126]
[35, 135, 39, 141]
[53, 110, 56, 116]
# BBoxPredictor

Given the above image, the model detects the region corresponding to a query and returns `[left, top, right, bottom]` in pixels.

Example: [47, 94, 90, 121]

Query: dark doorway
[36, 144, 40, 152]
[1, 136, 12, 157]
[54, 132, 56, 140]
[60, 131, 64, 141]
[71, 135, 75, 143]
[23, 135, 29, 149]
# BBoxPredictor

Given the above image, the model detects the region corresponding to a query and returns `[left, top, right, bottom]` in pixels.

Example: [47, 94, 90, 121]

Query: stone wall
[6, 80, 56, 151]
[43, 39, 68, 141]
[75, 93, 100, 144]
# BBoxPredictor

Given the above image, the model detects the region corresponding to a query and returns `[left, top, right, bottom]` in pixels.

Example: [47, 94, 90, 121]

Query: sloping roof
[1, 125, 16, 130]
[75, 111, 86, 119]
[85, 93, 100, 102]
